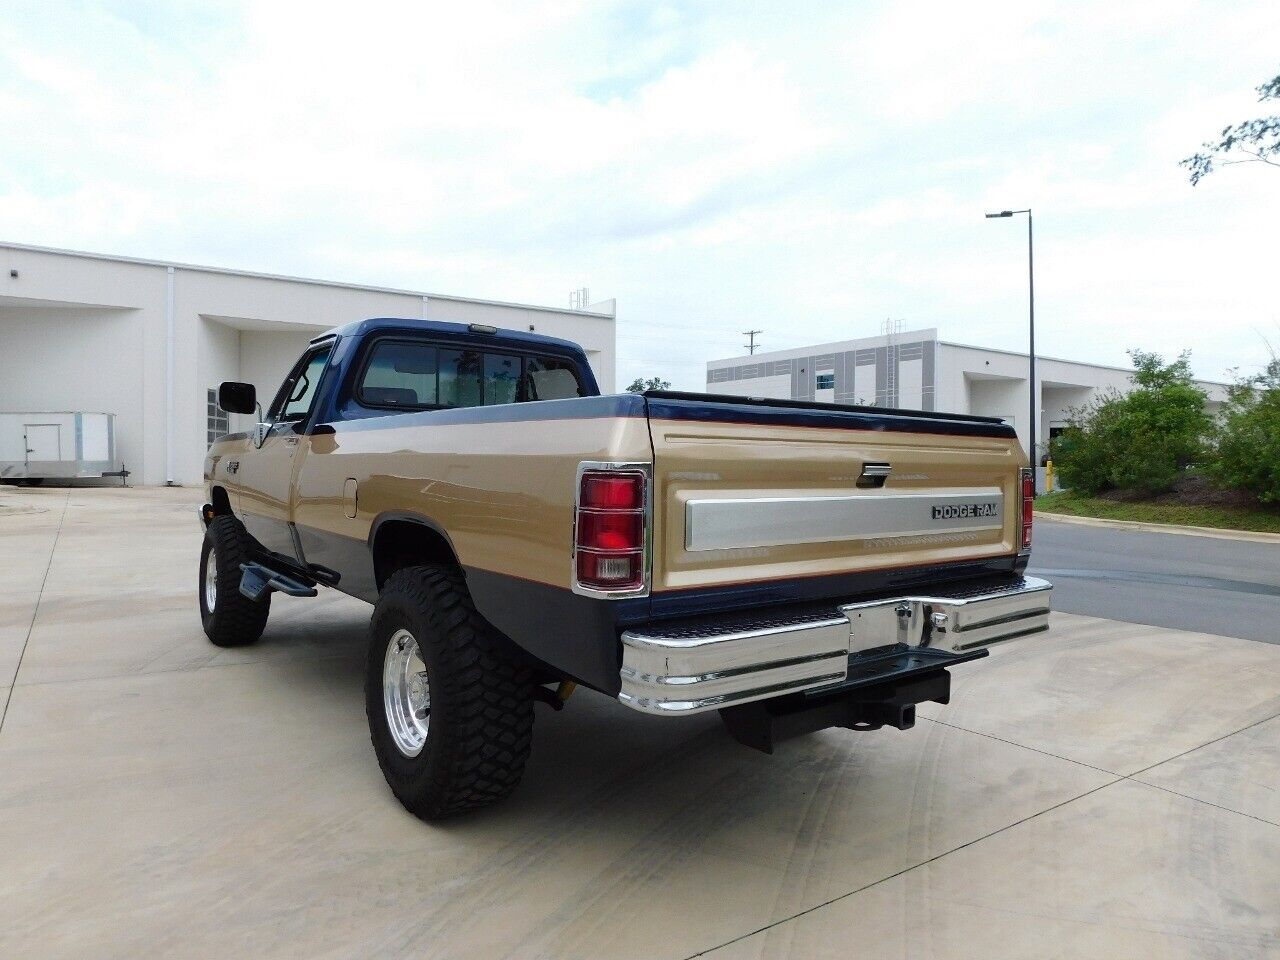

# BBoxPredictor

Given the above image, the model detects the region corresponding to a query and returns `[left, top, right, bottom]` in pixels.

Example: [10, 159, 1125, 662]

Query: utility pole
[743, 329, 763, 355]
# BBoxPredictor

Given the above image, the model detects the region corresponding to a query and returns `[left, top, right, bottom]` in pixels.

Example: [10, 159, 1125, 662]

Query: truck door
[239, 344, 333, 557]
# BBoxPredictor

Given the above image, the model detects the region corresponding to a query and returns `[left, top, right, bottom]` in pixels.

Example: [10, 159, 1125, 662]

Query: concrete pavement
[2, 486, 1279, 959]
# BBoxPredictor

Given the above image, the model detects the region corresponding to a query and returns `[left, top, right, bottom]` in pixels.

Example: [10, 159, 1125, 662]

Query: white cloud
[1, 0, 1278, 390]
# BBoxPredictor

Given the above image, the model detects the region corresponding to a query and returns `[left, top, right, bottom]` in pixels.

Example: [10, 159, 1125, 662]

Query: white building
[707, 328, 1229, 462]
[1, 241, 616, 486]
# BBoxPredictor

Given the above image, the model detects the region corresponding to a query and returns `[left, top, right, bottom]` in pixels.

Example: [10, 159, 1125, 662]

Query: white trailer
[0, 412, 123, 485]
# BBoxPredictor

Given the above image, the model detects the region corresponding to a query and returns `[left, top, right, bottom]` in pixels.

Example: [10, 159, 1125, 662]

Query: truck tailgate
[645, 393, 1024, 595]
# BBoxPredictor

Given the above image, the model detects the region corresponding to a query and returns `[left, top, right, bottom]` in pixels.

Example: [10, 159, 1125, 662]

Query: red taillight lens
[1020, 470, 1034, 549]
[576, 510, 643, 551]
[575, 469, 647, 592]
[580, 473, 644, 510]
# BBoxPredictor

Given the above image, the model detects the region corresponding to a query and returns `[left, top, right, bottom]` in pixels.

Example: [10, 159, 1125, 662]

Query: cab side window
[523, 355, 584, 401]
[358, 341, 438, 408]
[272, 345, 333, 423]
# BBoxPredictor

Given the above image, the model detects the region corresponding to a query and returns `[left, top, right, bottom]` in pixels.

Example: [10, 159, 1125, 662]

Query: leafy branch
[1182, 73, 1280, 185]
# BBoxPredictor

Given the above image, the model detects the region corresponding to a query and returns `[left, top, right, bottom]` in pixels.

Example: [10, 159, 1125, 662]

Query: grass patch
[1035, 490, 1280, 534]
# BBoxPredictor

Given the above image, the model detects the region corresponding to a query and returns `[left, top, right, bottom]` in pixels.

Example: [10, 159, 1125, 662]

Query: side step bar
[239, 562, 319, 601]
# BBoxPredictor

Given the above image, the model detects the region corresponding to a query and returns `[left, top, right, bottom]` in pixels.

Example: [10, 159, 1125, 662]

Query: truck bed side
[286, 393, 653, 689]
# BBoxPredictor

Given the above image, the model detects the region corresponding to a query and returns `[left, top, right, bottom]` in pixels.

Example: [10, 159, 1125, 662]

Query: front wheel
[366, 564, 535, 820]
[199, 515, 270, 647]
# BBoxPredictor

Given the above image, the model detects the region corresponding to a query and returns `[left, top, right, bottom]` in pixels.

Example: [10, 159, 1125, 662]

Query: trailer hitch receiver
[718, 669, 952, 755]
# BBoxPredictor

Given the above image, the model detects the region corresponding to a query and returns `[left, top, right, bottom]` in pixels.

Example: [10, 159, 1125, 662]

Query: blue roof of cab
[311, 317, 585, 355]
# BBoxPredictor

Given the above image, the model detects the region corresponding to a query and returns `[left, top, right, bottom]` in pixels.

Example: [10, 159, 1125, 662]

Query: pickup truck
[201, 318, 1052, 820]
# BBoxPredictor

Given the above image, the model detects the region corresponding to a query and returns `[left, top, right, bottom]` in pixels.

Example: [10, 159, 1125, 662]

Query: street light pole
[1026, 212, 1035, 481]
[985, 208, 1036, 487]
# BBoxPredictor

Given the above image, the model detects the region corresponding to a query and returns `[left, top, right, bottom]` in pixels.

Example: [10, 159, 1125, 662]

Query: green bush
[1049, 351, 1212, 496]
[1209, 357, 1280, 503]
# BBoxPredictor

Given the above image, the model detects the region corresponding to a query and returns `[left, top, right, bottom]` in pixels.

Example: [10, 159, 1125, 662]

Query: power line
[743, 329, 763, 355]
[616, 334, 740, 346]
[618, 319, 752, 335]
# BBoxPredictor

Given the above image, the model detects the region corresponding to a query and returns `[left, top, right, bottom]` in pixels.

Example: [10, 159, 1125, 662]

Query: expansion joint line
[0, 490, 70, 738]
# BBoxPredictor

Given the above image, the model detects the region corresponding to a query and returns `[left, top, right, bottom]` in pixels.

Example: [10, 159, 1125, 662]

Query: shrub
[1209, 357, 1280, 503]
[1050, 351, 1213, 496]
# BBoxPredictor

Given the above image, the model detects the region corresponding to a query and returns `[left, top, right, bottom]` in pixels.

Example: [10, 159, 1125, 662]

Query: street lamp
[985, 208, 1036, 488]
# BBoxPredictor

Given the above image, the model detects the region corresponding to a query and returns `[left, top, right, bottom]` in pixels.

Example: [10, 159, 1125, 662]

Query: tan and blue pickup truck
[201, 318, 1052, 820]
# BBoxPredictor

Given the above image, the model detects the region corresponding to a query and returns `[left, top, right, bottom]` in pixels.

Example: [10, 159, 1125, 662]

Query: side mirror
[217, 381, 257, 415]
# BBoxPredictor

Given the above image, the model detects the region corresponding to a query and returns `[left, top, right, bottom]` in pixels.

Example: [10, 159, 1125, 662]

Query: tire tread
[201, 515, 270, 647]
[367, 564, 534, 819]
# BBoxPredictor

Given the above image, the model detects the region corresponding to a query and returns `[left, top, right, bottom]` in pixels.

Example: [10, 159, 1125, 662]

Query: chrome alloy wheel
[384, 628, 431, 757]
[204, 547, 218, 611]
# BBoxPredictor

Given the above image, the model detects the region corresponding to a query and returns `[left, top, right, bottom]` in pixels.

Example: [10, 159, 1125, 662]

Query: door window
[272, 345, 333, 423]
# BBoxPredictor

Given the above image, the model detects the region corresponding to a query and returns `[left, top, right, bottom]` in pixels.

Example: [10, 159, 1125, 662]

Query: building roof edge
[0, 239, 613, 319]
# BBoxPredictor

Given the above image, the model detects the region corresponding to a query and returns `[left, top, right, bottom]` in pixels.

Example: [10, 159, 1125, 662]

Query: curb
[1033, 510, 1280, 544]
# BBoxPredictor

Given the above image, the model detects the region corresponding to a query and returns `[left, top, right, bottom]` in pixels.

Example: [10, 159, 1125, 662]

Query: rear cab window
[357, 338, 585, 411]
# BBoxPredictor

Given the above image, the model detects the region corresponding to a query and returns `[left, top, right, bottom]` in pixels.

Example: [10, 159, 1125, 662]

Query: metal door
[239, 343, 334, 559]
[238, 423, 303, 555]
[24, 424, 61, 463]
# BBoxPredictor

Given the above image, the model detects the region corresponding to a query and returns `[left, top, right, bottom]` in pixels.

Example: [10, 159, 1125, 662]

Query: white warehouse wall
[238, 331, 322, 409]
[1, 242, 617, 485]
[710, 331, 1229, 463]
[939, 341, 1228, 460]
[0, 306, 148, 476]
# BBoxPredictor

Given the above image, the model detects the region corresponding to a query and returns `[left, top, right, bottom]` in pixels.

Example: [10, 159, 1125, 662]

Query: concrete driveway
[2, 486, 1279, 960]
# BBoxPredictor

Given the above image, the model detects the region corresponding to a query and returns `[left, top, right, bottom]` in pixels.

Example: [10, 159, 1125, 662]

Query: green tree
[1209, 353, 1280, 503]
[626, 376, 672, 393]
[1050, 351, 1212, 496]
[1182, 72, 1280, 185]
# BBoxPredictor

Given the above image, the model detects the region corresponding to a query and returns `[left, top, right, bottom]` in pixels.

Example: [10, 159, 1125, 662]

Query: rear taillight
[574, 467, 648, 594]
[1020, 468, 1034, 550]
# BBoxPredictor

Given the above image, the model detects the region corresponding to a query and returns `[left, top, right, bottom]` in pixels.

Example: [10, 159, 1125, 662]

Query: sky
[2, 0, 1278, 390]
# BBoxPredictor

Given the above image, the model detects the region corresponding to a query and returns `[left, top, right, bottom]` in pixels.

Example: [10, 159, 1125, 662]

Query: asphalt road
[1029, 518, 1280, 644]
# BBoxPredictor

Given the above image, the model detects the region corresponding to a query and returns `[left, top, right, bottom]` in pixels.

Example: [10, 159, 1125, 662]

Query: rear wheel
[199, 515, 270, 647]
[366, 564, 535, 820]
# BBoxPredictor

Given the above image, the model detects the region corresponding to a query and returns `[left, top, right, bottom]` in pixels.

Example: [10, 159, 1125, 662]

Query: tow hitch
[718, 669, 952, 755]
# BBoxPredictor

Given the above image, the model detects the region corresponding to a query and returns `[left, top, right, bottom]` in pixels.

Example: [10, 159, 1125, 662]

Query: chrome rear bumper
[618, 575, 1052, 715]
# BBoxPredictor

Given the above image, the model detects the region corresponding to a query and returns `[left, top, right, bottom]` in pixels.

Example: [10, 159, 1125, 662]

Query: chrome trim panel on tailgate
[684, 488, 1004, 551]
[619, 575, 1052, 714]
